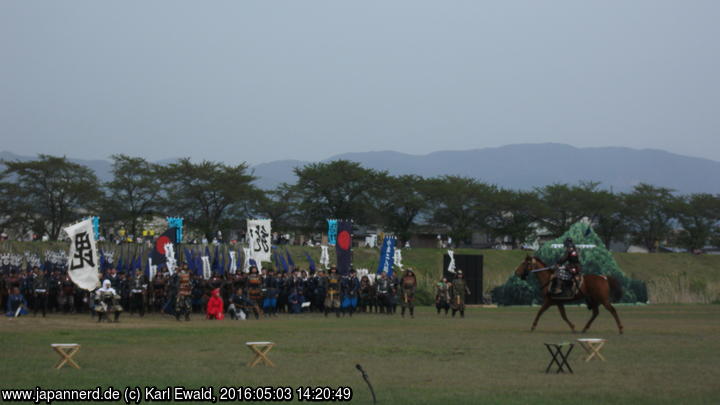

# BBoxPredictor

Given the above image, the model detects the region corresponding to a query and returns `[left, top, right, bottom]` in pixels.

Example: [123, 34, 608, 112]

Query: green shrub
[494, 222, 644, 305]
[629, 278, 649, 303]
[492, 275, 536, 305]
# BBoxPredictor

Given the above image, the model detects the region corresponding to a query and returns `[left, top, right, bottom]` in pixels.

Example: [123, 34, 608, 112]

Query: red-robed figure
[206, 288, 224, 320]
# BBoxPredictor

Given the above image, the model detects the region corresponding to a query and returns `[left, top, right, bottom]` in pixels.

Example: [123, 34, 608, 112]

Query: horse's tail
[607, 276, 623, 303]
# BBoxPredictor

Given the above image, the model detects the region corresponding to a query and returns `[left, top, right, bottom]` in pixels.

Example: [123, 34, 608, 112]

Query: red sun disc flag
[151, 227, 177, 267]
[335, 220, 353, 274]
[156, 236, 171, 255]
[337, 230, 351, 250]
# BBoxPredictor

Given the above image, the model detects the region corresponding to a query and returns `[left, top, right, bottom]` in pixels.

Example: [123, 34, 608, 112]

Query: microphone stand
[356, 364, 377, 404]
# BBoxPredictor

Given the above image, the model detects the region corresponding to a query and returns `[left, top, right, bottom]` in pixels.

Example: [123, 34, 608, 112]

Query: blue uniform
[262, 275, 279, 314]
[6, 293, 29, 317]
[341, 275, 360, 314]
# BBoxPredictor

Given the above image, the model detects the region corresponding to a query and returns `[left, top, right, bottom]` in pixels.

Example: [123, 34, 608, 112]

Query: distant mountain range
[2, 143, 719, 194]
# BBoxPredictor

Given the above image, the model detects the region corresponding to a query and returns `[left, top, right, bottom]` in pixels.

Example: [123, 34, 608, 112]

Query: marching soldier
[400, 269, 417, 318]
[359, 275, 374, 313]
[59, 273, 76, 313]
[324, 267, 341, 317]
[48, 270, 61, 313]
[375, 272, 394, 315]
[390, 273, 400, 314]
[130, 268, 147, 317]
[435, 277, 451, 315]
[174, 265, 192, 321]
[262, 269, 279, 317]
[313, 270, 327, 313]
[341, 269, 360, 317]
[450, 270, 471, 318]
[247, 266, 264, 311]
[150, 272, 166, 313]
[31, 267, 49, 317]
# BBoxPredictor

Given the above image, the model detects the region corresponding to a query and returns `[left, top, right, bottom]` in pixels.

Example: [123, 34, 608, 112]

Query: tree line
[1, 155, 719, 252]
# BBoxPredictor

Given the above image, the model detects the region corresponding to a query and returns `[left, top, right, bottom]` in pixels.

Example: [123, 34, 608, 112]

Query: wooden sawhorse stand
[246, 341, 275, 368]
[51, 344, 81, 369]
[577, 338, 607, 362]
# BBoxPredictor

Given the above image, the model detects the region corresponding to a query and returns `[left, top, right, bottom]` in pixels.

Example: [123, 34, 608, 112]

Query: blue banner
[303, 251, 316, 273]
[279, 251, 289, 273]
[376, 236, 396, 275]
[327, 219, 338, 246]
[285, 248, 295, 270]
[167, 217, 184, 243]
[91, 216, 100, 240]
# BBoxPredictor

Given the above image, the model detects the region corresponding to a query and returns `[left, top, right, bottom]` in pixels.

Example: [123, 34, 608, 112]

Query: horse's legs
[582, 305, 599, 333]
[602, 301, 624, 335]
[557, 303, 576, 333]
[531, 301, 551, 331]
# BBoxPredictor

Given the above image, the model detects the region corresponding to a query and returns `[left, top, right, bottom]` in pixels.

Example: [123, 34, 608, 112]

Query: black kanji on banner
[250, 224, 270, 254]
[70, 232, 95, 270]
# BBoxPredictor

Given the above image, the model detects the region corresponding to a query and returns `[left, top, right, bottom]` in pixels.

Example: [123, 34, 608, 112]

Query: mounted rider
[552, 237, 582, 295]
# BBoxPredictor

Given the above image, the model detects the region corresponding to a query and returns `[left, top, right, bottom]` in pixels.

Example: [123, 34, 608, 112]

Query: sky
[1, 1, 718, 165]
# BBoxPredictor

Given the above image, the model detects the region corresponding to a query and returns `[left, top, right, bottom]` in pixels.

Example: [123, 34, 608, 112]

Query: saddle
[550, 268, 583, 300]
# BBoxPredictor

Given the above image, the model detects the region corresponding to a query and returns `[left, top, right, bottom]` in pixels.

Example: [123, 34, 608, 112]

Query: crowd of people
[2, 262, 473, 321]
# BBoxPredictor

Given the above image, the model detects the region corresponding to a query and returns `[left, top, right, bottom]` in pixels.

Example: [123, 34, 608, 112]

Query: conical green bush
[493, 222, 647, 304]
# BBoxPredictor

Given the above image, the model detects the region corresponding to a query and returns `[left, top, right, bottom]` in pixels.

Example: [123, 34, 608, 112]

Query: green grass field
[2, 305, 719, 404]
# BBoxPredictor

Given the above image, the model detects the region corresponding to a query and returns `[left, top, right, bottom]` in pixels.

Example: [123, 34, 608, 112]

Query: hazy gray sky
[1, 1, 718, 165]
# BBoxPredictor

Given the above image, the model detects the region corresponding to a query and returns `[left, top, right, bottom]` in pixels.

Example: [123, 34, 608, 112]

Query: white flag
[242, 247, 252, 273]
[148, 257, 157, 280]
[394, 248, 403, 270]
[320, 245, 330, 269]
[202, 255, 211, 280]
[165, 243, 176, 275]
[447, 250, 456, 273]
[247, 219, 272, 264]
[64, 219, 100, 291]
[229, 251, 237, 274]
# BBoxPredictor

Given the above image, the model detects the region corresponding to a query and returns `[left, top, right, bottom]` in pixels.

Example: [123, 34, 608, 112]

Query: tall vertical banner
[319, 245, 330, 269]
[335, 220, 353, 274]
[165, 243, 177, 275]
[90, 216, 100, 240]
[166, 217, 184, 243]
[63, 219, 100, 290]
[327, 219, 338, 246]
[242, 247, 252, 273]
[247, 219, 272, 264]
[151, 227, 178, 268]
[447, 249, 456, 273]
[147, 257, 157, 280]
[202, 255, 211, 280]
[229, 251, 237, 274]
[376, 236, 396, 275]
[392, 248, 403, 276]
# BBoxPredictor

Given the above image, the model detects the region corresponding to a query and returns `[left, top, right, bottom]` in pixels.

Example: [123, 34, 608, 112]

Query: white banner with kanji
[64, 219, 100, 290]
[247, 219, 272, 264]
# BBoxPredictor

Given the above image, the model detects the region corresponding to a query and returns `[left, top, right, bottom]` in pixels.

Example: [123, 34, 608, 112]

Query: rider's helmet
[563, 237, 575, 249]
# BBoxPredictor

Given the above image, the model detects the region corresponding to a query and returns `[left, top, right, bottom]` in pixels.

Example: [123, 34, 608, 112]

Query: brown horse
[515, 255, 624, 334]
